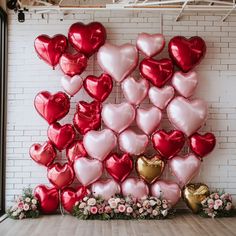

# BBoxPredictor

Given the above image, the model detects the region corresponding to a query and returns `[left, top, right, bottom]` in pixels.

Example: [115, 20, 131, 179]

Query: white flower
[79, 202, 86, 209]
[139, 208, 144, 213]
[19, 212, 25, 220]
[109, 201, 117, 209]
[161, 209, 168, 217]
[12, 211, 18, 217]
[23, 204, 29, 211]
[142, 200, 149, 207]
[207, 199, 214, 205]
[31, 199, 37, 205]
[87, 198, 96, 206]
[25, 197, 31, 203]
[108, 198, 115, 205]
[126, 207, 133, 213]
[156, 199, 161, 206]
[115, 198, 121, 204]
[83, 197, 88, 201]
[149, 200, 156, 206]
[152, 210, 158, 216]
[213, 204, 219, 210]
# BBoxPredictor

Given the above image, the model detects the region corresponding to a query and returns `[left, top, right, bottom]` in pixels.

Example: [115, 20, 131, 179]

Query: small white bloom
[213, 204, 219, 210]
[108, 198, 115, 205]
[115, 198, 121, 204]
[79, 202, 86, 209]
[152, 210, 158, 216]
[149, 200, 156, 206]
[161, 209, 168, 217]
[109, 201, 117, 209]
[83, 197, 88, 201]
[31, 199, 37, 205]
[25, 197, 31, 203]
[87, 198, 96, 206]
[12, 211, 18, 217]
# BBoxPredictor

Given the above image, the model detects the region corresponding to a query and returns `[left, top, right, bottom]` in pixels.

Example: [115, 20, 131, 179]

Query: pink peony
[118, 204, 126, 213]
[208, 203, 214, 209]
[215, 199, 222, 207]
[214, 194, 219, 199]
[90, 206, 98, 214]
[126, 207, 133, 214]
[23, 204, 29, 211]
[105, 206, 112, 213]
[18, 202, 24, 209]
[98, 207, 104, 214]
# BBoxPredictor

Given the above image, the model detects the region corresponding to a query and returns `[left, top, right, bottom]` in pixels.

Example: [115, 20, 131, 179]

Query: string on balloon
[59, 189, 65, 216]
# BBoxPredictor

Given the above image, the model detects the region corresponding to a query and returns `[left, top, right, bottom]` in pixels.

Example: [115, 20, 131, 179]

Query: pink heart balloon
[167, 96, 208, 137]
[172, 71, 198, 98]
[61, 75, 83, 97]
[97, 43, 139, 83]
[169, 154, 201, 187]
[122, 77, 149, 106]
[136, 33, 165, 57]
[83, 129, 117, 161]
[91, 179, 121, 200]
[121, 178, 149, 199]
[119, 129, 148, 155]
[149, 86, 175, 110]
[102, 103, 136, 133]
[136, 107, 162, 135]
[151, 180, 181, 206]
[74, 157, 103, 186]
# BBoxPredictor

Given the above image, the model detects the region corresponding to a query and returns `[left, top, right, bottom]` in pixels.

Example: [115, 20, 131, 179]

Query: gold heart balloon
[183, 183, 210, 213]
[136, 155, 165, 184]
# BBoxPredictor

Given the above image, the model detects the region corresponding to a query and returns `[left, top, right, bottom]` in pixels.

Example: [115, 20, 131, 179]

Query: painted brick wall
[6, 10, 236, 207]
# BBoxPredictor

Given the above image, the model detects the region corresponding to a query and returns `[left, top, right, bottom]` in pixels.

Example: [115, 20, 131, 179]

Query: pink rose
[215, 199, 222, 207]
[118, 204, 126, 213]
[214, 194, 219, 199]
[23, 204, 30, 211]
[18, 202, 24, 209]
[98, 207, 104, 214]
[90, 206, 98, 214]
[126, 207, 133, 214]
[105, 206, 112, 213]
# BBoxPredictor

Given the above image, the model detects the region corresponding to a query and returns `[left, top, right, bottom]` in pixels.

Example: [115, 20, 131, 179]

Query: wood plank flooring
[0, 213, 235, 236]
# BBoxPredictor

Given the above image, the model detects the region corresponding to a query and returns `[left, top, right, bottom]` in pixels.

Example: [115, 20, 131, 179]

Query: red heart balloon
[168, 36, 206, 72]
[61, 186, 90, 213]
[47, 162, 75, 189]
[190, 132, 216, 158]
[68, 22, 106, 57]
[47, 122, 75, 151]
[59, 52, 87, 77]
[29, 141, 56, 167]
[84, 73, 113, 102]
[34, 34, 67, 68]
[105, 153, 133, 182]
[66, 139, 87, 163]
[34, 91, 70, 124]
[152, 130, 185, 160]
[34, 185, 59, 214]
[139, 58, 174, 88]
[73, 101, 101, 135]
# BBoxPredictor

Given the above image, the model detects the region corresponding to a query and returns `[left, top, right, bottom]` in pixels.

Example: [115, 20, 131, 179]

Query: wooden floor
[0, 213, 236, 236]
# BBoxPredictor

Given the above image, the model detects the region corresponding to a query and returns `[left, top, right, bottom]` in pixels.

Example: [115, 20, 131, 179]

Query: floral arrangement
[200, 191, 234, 218]
[73, 195, 173, 220]
[7, 187, 40, 220]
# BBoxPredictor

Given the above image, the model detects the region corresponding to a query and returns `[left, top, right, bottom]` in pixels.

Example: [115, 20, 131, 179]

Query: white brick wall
[6, 10, 236, 207]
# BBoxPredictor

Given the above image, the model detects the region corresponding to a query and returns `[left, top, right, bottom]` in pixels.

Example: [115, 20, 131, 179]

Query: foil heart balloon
[66, 139, 87, 163]
[68, 22, 106, 57]
[169, 154, 201, 187]
[29, 141, 56, 167]
[34, 185, 59, 214]
[97, 43, 139, 83]
[122, 77, 149, 106]
[168, 36, 206, 72]
[136, 107, 162, 135]
[102, 102, 136, 133]
[91, 179, 121, 200]
[47, 122, 75, 151]
[119, 129, 148, 156]
[190, 132, 216, 158]
[136, 33, 165, 57]
[47, 163, 75, 189]
[167, 96, 208, 137]
[74, 157, 103, 186]
[34, 91, 70, 124]
[151, 130, 185, 160]
[121, 178, 149, 199]
[136, 155, 165, 184]
[183, 183, 210, 213]
[148, 86, 175, 110]
[84, 73, 113, 102]
[140, 58, 174, 88]
[61, 186, 90, 213]
[59, 52, 87, 77]
[105, 153, 133, 182]
[34, 34, 67, 68]
[151, 180, 181, 206]
[61, 75, 83, 97]
[83, 129, 117, 161]
[172, 71, 198, 98]
[73, 101, 101, 135]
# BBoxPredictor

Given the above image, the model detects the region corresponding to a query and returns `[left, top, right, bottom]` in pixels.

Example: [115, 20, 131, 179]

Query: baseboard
[0, 214, 8, 223]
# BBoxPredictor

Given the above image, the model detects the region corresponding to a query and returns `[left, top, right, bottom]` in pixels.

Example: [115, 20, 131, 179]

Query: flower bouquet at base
[72, 194, 174, 220]
[199, 191, 234, 218]
[7, 187, 40, 220]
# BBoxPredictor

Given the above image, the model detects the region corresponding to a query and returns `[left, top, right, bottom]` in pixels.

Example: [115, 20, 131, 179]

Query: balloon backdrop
[168, 36, 206, 72]
[34, 185, 59, 214]
[29, 141, 56, 167]
[34, 34, 67, 68]
[32, 22, 214, 214]
[34, 91, 70, 124]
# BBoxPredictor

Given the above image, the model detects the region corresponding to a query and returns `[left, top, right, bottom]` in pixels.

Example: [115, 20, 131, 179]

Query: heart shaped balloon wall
[31, 23, 216, 214]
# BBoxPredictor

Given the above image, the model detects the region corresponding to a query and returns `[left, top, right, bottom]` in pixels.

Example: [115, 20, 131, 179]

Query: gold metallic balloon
[136, 155, 165, 184]
[183, 183, 210, 213]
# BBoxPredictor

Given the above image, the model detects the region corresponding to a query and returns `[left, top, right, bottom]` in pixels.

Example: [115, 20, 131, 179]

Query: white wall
[6, 10, 236, 207]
